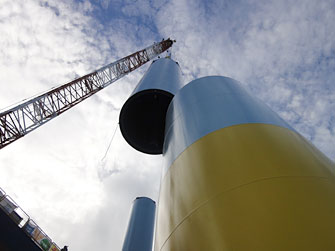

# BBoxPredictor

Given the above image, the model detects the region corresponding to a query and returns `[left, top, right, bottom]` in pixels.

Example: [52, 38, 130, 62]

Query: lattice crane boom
[0, 38, 174, 149]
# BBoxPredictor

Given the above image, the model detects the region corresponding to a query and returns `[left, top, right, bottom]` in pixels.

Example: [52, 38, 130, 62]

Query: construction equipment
[0, 39, 174, 149]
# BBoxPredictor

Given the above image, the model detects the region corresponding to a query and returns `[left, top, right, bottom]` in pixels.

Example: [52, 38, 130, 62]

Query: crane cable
[101, 123, 119, 162]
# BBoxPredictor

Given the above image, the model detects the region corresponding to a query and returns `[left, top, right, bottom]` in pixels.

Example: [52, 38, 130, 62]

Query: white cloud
[155, 0, 335, 159]
[0, 0, 162, 249]
[0, 0, 334, 250]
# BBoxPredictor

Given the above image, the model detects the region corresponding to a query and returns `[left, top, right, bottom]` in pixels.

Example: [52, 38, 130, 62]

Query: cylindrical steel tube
[122, 197, 156, 251]
[119, 58, 183, 154]
[155, 76, 335, 251]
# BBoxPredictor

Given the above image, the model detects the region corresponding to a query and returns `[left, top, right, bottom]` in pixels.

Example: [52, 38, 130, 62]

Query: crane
[0, 38, 174, 149]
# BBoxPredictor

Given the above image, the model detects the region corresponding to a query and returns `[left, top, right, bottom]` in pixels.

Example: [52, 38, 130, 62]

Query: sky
[0, 0, 334, 250]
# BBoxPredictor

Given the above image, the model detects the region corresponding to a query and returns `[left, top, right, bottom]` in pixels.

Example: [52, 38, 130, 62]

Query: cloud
[0, 0, 162, 249]
[0, 0, 334, 250]
[155, 0, 335, 159]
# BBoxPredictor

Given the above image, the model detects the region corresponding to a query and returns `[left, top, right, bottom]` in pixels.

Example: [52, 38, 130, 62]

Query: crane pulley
[0, 38, 174, 149]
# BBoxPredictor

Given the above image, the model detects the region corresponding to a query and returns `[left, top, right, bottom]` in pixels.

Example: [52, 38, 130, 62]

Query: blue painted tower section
[122, 197, 156, 251]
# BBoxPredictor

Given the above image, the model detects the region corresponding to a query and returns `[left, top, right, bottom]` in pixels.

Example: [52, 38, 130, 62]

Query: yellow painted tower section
[152, 76, 335, 250]
[157, 124, 335, 250]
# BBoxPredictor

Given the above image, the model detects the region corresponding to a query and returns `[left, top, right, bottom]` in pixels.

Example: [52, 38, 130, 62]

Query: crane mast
[0, 39, 174, 149]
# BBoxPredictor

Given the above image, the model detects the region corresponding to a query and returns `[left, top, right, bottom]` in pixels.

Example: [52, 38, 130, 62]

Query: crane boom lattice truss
[0, 39, 174, 149]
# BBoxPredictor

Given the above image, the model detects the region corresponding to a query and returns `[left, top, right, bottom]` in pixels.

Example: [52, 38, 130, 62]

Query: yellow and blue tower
[120, 60, 335, 251]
